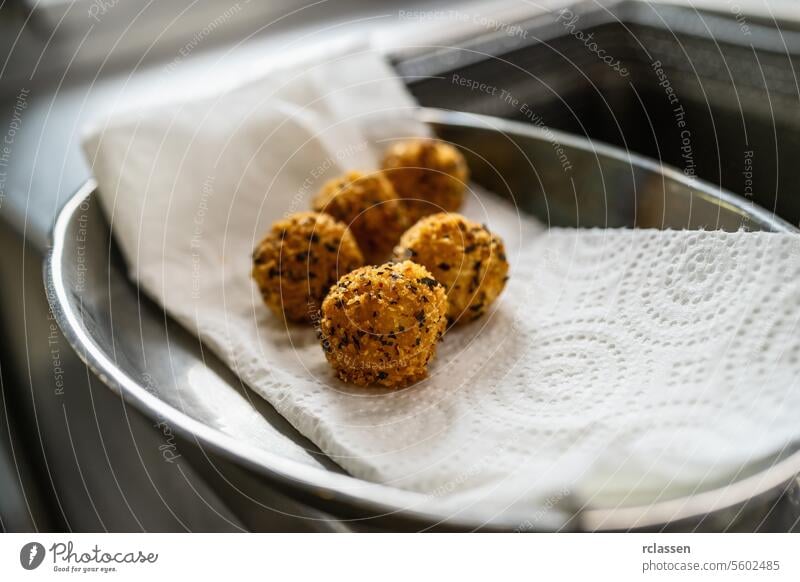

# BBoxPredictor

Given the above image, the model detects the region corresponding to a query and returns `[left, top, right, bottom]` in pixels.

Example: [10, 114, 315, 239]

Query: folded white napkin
[83, 45, 800, 521]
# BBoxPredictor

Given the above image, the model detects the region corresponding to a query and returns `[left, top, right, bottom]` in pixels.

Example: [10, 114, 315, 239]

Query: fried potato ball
[381, 139, 469, 222]
[312, 171, 410, 264]
[319, 260, 448, 388]
[394, 213, 509, 324]
[252, 212, 363, 323]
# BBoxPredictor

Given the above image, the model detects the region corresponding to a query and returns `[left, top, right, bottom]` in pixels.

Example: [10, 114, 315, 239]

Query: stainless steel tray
[45, 108, 800, 531]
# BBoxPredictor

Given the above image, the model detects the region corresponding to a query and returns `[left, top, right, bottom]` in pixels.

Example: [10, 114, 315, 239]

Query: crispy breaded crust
[312, 170, 409, 264]
[319, 260, 448, 388]
[381, 139, 468, 223]
[394, 213, 509, 324]
[252, 212, 363, 323]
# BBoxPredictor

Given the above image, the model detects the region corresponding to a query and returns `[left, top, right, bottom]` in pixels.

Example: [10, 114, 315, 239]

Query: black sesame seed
[437, 262, 451, 271]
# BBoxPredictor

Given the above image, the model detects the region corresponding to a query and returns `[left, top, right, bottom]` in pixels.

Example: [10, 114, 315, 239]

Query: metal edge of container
[45, 107, 800, 531]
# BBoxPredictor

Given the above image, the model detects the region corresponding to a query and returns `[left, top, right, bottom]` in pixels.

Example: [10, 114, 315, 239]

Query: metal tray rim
[45, 107, 800, 531]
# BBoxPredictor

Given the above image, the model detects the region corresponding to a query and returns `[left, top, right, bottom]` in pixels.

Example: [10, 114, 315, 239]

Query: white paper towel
[83, 47, 800, 519]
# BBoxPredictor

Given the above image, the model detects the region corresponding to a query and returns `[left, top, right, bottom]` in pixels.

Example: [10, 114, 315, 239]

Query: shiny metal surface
[402, 0, 800, 226]
[46, 108, 800, 531]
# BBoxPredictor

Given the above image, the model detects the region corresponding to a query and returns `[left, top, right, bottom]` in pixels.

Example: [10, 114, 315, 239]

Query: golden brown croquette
[312, 171, 410, 264]
[381, 139, 468, 223]
[394, 213, 508, 324]
[319, 260, 448, 388]
[252, 212, 363, 323]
